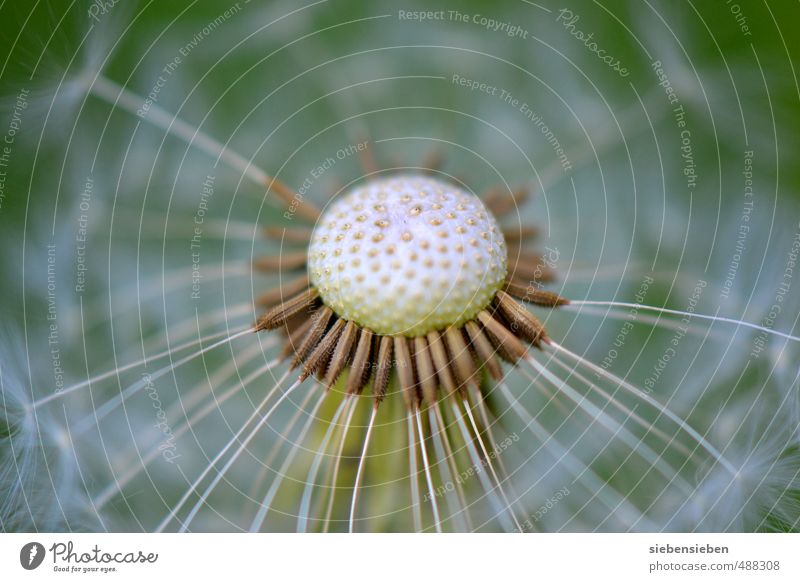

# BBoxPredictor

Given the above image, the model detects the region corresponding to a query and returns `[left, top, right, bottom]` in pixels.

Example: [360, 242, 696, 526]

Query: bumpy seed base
[308, 175, 508, 337]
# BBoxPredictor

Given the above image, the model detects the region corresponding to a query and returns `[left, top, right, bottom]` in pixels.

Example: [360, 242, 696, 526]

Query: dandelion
[249, 172, 569, 532]
[2, 1, 799, 534]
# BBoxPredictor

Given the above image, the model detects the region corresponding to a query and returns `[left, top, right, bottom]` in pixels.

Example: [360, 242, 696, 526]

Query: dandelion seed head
[3, 0, 797, 535]
[308, 175, 507, 336]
